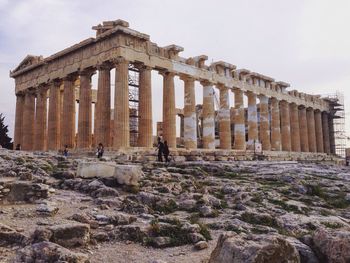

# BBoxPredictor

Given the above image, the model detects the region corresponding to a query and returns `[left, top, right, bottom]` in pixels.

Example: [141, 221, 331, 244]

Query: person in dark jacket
[163, 140, 170, 163]
[157, 137, 164, 162]
[97, 143, 104, 159]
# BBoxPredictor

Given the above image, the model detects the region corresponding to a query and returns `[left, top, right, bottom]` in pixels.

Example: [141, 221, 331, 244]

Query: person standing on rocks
[97, 143, 104, 159]
[163, 140, 170, 163]
[63, 145, 68, 157]
[157, 137, 164, 162]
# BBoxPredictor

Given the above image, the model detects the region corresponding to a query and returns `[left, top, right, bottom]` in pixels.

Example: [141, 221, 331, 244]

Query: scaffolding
[128, 64, 140, 147]
[324, 91, 346, 157]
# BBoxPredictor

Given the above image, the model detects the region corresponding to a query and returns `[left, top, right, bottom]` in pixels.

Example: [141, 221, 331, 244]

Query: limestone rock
[48, 223, 90, 248]
[0, 223, 28, 246]
[209, 233, 300, 263]
[15, 241, 89, 263]
[195, 240, 209, 250]
[312, 228, 350, 263]
[77, 162, 143, 186]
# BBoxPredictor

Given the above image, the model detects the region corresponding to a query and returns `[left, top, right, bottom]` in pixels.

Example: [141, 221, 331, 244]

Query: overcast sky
[0, 0, 349, 144]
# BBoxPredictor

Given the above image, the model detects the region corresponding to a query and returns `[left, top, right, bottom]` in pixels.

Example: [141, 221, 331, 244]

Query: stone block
[77, 162, 143, 186]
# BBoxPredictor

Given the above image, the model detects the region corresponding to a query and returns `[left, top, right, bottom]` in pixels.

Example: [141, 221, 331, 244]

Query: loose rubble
[0, 149, 349, 262]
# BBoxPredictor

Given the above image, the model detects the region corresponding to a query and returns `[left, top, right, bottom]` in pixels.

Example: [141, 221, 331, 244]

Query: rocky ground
[0, 148, 349, 263]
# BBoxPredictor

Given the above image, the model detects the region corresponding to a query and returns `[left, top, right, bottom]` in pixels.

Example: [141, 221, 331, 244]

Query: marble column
[306, 108, 317, 152]
[259, 95, 271, 151]
[78, 69, 94, 149]
[95, 64, 111, 148]
[182, 76, 197, 149]
[202, 81, 215, 149]
[322, 112, 331, 154]
[247, 91, 258, 150]
[14, 93, 24, 149]
[314, 110, 324, 153]
[48, 81, 61, 151]
[22, 91, 35, 151]
[138, 65, 153, 148]
[61, 75, 77, 149]
[290, 103, 301, 152]
[219, 85, 231, 149]
[114, 58, 130, 149]
[270, 97, 281, 151]
[233, 89, 246, 150]
[161, 71, 176, 148]
[299, 106, 309, 152]
[34, 87, 48, 151]
[280, 100, 291, 151]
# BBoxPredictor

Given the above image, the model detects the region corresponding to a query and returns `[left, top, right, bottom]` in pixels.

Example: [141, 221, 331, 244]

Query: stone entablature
[11, 20, 327, 112]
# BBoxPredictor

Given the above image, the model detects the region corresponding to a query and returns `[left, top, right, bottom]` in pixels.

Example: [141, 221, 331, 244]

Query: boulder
[312, 228, 350, 263]
[209, 233, 300, 263]
[0, 223, 28, 246]
[40, 223, 91, 248]
[15, 241, 89, 263]
[77, 162, 143, 186]
[195, 240, 209, 250]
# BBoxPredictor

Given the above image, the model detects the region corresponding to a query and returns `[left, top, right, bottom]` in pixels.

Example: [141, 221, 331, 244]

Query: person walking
[97, 143, 104, 159]
[163, 140, 170, 163]
[157, 137, 164, 162]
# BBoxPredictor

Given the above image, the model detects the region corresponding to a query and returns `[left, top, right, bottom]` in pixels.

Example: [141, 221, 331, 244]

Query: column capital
[216, 83, 228, 90]
[97, 61, 114, 71]
[49, 78, 62, 87]
[37, 83, 49, 94]
[111, 56, 129, 66]
[158, 70, 175, 78]
[245, 90, 257, 98]
[63, 73, 79, 82]
[79, 67, 96, 78]
[200, 79, 213, 86]
[134, 62, 152, 71]
[179, 74, 195, 82]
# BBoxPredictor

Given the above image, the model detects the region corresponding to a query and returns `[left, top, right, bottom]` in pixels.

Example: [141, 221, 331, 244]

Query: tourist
[63, 145, 68, 157]
[157, 137, 164, 162]
[15, 144, 21, 151]
[163, 140, 170, 163]
[97, 143, 104, 159]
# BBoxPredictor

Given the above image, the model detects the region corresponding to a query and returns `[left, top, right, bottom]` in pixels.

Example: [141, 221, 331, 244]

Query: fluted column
[202, 81, 215, 149]
[34, 87, 48, 151]
[161, 71, 176, 148]
[314, 110, 324, 153]
[114, 58, 130, 149]
[280, 100, 291, 151]
[48, 81, 61, 151]
[259, 95, 271, 151]
[306, 108, 317, 152]
[290, 103, 301, 152]
[61, 75, 77, 149]
[299, 106, 309, 152]
[219, 85, 231, 149]
[78, 69, 94, 149]
[233, 89, 246, 150]
[138, 65, 153, 147]
[247, 91, 258, 150]
[181, 75, 197, 149]
[95, 64, 112, 148]
[322, 112, 331, 154]
[22, 91, 35, 150]
[270, 97, 281, 151]
[14, 93, 24, 149]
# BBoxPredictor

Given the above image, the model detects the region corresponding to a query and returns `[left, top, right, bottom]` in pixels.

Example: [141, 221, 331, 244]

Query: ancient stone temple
[10, 19, 336, 156]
